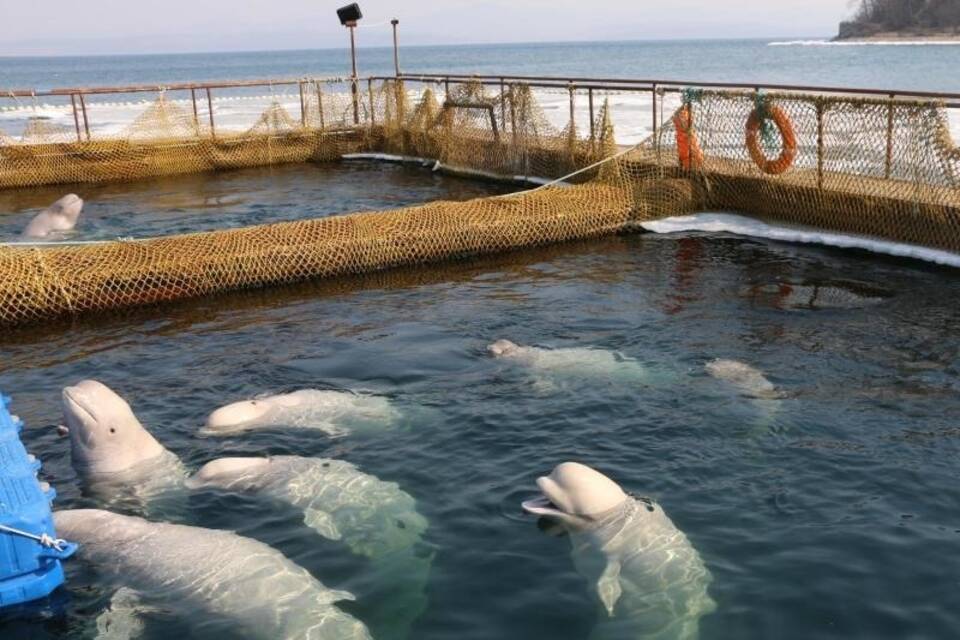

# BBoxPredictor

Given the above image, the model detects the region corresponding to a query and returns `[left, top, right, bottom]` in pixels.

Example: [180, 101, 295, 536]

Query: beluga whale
[522, 462, 715, 640]
[22, 193, 83, 239]
[54, 509, 372, 640]
[704, 359, 784, 400]
[61, 379, 186, 508]
[488, 340, 653, 391]
[201, 389, 397, 436]
[187, 456, 432, 640]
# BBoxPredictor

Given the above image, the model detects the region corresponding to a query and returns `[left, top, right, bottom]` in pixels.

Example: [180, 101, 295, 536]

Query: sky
[0, 0, 857, 56]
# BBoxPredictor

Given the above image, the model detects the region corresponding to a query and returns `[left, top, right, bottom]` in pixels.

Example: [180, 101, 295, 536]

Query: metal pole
[78, 93, 91, 141]
[885, 94, 895, 179]
[651, 83, 658, 139]
[368, 78, 375, 126]
[588, 88, 595, 148]
[206, 87, 216, 138]
[568, 83, 576, 131]
[391, 19, 401, 77]
[349, 24, 360, 125]
[500, 78, 506, 133]
[315, 81, 326, 130]
[299, 81, 306, 127]
[190, 88, 199, 131]
[70, 94, 82, 142]
[816, 100, 825, 189]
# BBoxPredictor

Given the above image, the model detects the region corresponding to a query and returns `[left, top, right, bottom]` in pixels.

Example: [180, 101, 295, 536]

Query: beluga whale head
[62, 380, 167, 475]
[522, 462, 629, 529]
[488, 339, 522, 358]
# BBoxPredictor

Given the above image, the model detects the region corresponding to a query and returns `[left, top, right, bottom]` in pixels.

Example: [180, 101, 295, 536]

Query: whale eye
[396, 520, 406, 529]
[109, 427, 116, 434]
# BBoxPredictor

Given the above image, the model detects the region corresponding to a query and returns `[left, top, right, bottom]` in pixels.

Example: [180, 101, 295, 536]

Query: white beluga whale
[54, 509, 371, 640]
[704, 359, 783, 400]
[523, 462, 715, 640]
[202, 389, 397, 436]
[22, 193, 83, 239]
[488, 340, 652, 390]
[187, 456, 431, 640]
[61, 380, 186, 506]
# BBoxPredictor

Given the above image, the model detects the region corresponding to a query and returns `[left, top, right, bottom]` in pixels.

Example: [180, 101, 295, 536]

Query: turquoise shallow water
[1, 162, 959, 639]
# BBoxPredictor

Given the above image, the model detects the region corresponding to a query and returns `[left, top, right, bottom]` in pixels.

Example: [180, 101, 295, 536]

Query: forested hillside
[839, 0, 960, 37]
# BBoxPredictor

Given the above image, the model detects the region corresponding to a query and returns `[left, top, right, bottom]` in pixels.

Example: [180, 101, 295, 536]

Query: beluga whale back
[54, 509, 371, 640]
[523, 462, 715, 640]
[488, 340, 652, 390]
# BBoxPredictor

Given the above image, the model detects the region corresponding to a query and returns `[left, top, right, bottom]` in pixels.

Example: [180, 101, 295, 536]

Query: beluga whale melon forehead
[523, 462, 716, 640]
[22, 193, 83, 239]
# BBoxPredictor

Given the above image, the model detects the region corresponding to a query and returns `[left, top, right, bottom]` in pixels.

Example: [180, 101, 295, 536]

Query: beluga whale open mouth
[521, 462, 630, 527]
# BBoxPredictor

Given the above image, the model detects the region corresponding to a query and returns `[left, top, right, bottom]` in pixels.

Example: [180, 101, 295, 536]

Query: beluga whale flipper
[522, 462, 715, 640]
[202, 389, 397, 436]
[61, 380, 186, 509]
[187, 456, 432, 640]
[488, 340, 654, 391]
[54, 509, 372, 640]
[22, 193, 83, 239]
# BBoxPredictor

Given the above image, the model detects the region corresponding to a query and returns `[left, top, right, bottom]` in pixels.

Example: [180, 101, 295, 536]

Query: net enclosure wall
[1, 76, 959, 327]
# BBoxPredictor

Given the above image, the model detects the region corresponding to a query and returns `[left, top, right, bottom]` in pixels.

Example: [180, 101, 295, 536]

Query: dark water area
[2, 168, 960, 637]
[4, 39, 960, 94]
[0, 160, 517, 241]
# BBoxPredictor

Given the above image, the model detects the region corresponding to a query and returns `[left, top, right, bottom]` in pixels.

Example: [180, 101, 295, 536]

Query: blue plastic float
[0, 392, 75, 608]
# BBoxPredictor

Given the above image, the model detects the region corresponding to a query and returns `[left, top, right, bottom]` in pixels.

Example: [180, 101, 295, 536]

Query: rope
[0, 523, 69, 552]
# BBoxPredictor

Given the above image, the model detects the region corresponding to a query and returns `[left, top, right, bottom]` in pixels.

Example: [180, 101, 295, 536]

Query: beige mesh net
[1, 80, 960, 327]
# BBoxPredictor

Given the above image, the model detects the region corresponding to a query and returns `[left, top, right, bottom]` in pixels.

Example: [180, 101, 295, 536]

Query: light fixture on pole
[337, 3, 363, 124]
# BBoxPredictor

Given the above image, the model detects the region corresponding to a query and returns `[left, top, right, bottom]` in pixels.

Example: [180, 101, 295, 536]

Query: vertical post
[885, 94, 895, 179]
[816, 100, 825, 190]
[500, 78, 506, 135]
[444, 78, 450, 101]
[509, 84, 517, 146]
[315, 81, 326, 130]
[391, 19, 401, 77]
[651, 83, 658, 139]
[686, 101, 694, 172]
[299, 81, 306, 127]
[70, 94, 82, 142]
[349, 24, 360, 125]
[568, 83, 576, 132]
[190, 88, 199, 131]
[206, 87, 216, 138]
[368, 78, 375, 126]
[78, 93, 91, 141]
[588, 88, 595, 145]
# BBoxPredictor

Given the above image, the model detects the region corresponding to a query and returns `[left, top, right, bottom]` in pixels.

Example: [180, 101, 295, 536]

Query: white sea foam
[770, 39, 960, 46]
[642, 212, 960, 268]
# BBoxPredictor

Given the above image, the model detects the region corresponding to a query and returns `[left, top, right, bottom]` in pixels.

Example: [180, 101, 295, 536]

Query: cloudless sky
[0, 0, 856, 56]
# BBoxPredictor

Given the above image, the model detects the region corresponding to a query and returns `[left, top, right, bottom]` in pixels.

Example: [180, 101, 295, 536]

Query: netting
[1, 79, 960, 327]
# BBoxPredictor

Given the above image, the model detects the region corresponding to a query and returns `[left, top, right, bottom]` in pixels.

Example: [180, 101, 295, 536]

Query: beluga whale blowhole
[523, 462, 715, 640]
[201, 389, 397, 436]
[22, 193, 83, 239]
[54, 509, 372, 640]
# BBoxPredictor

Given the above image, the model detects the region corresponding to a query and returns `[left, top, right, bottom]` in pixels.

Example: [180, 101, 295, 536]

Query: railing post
[816, 100, 825, 189]
[651, 83, 658, 139]
[78, 93, 91, 141]
[206, 87, 216, 139]
[190, 88, 199, 132]
[368, 78, 375, 126]
[500, 77, 506, 133]
[588, 88, 595, 147]
[885, 93, 895, 179]
[298, 81, 306, 128]
[568, 82, 576, 132]
[315, 81, 325, 130]
[70, 93, 82, 142]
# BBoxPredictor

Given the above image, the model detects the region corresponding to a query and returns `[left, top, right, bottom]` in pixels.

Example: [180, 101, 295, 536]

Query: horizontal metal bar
[2, 76, 352, 98]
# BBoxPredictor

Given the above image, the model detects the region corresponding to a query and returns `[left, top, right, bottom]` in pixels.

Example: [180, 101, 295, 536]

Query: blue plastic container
[0, 393, 76, 608]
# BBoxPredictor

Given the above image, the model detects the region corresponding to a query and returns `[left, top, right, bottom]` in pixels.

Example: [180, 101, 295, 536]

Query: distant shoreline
[835, 30, 960, 43]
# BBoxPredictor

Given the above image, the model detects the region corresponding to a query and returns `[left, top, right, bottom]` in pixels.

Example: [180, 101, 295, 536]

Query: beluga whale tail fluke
[201, 389, 397, 436]
[61, 379, 187, 508]
[523, 462, 716, 640]
[54, 509, 372, 640]
[22, 193, 83, 239]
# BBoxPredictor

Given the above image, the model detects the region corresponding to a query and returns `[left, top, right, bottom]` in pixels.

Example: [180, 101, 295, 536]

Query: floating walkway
[1, 75, 959, 327]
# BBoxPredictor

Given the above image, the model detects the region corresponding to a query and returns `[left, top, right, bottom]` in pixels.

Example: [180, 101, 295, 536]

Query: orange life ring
[745, 105, 797, 175]
[672, 106, 704, 170]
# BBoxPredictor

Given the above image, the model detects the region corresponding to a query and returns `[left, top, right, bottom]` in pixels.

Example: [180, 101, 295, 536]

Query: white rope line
[493, 141, 644, 199]
[2, 237, 139, 248]
[0, 523, 69, 552]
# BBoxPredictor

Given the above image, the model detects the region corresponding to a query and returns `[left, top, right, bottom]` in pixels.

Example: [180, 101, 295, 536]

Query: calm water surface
[0, 163, 959, 638]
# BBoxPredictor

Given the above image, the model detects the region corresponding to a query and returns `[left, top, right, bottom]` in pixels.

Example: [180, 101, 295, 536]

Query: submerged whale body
[22, 193, 83, 239]
[523, 462, 715, 640]
[704, 359, 783, 400]
[54, 509, 372, 640]
[188, 456, 431, 640]
[202, 389, 397, 436]
[488, 340, 650, 387]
